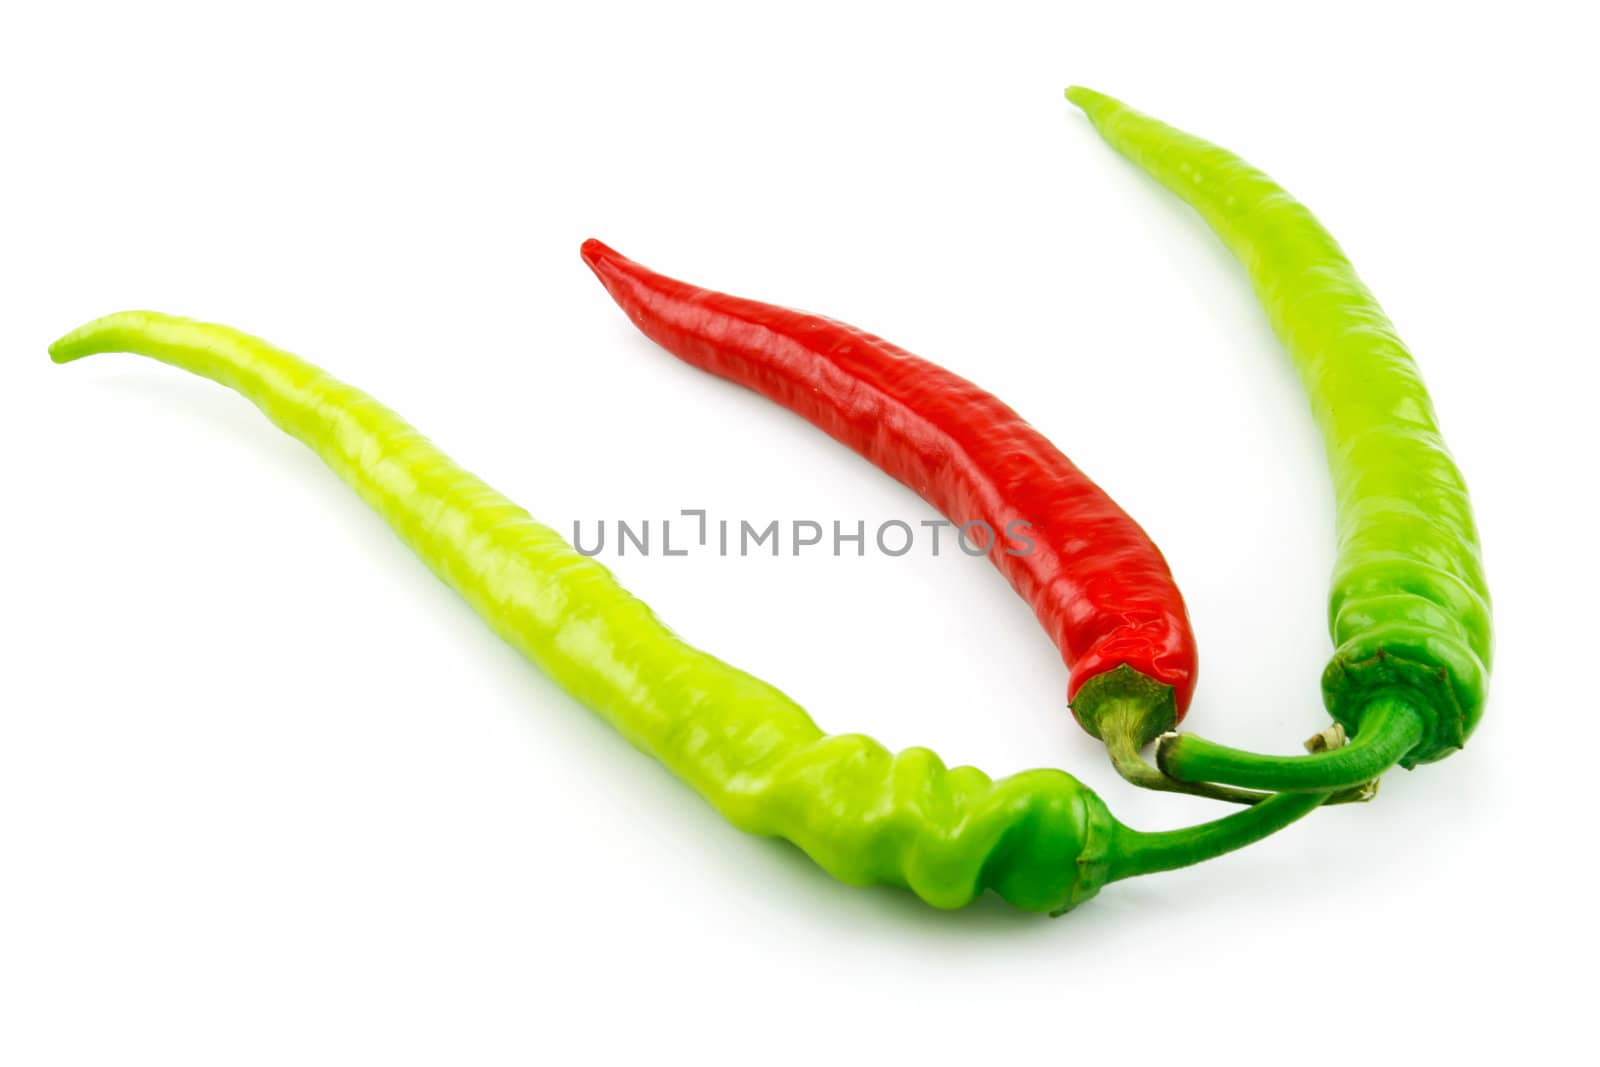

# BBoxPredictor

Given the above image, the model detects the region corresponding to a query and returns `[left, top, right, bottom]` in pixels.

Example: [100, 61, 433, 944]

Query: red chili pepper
[582, 239, 1217, 796]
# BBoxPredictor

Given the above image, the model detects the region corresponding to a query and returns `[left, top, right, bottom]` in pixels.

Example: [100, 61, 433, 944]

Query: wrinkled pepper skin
[51, 312, 1323, 914]
[1068, 88, 1491, 768]
[581, 239, 1198, 724]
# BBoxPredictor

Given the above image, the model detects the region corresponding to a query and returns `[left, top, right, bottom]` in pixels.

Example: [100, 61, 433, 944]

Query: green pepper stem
[1098, 700, 1273, 805]
[1097, 701, 1373, 806]
[1107, 789, 1331, 882]
[1156, 697, 1425, 794]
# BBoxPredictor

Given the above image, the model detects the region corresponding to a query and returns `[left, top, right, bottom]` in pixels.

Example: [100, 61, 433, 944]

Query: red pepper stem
[1106, 790, 1331, 882]
[1156, 697, 1425, 793]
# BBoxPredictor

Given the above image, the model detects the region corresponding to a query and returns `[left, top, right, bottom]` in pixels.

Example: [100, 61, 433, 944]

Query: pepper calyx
[1070, 663, 1178, 745]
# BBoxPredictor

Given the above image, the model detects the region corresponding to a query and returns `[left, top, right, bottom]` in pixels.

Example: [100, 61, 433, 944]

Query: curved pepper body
[581, 240, 1198, 718]
[52, 312, 1320, 913]
[51, 312, 1320, 910]
[1068, 89, 1491, 765]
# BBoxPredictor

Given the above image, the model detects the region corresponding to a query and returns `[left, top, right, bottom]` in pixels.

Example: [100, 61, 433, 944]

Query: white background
[2, 1, 1595, 1062]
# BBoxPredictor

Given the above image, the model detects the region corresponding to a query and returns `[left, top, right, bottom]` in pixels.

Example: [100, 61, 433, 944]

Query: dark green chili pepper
[1066, 88, 1492, 793]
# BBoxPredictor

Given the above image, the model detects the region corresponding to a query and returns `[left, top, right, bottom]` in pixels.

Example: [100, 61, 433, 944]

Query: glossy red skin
[581, 239, 1197, 716]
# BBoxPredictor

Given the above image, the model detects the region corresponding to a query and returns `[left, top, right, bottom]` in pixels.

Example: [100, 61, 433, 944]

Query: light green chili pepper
[1066, 88, 1492, 792]
[51, 311, 1328, 915]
